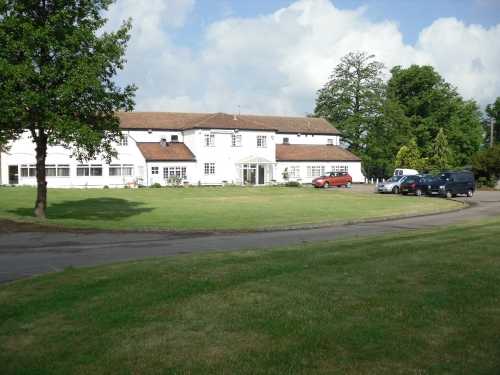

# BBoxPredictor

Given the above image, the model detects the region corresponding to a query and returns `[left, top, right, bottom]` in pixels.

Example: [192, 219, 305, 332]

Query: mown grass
[1, 219, 500, 374]
[0, 186, 461, 231]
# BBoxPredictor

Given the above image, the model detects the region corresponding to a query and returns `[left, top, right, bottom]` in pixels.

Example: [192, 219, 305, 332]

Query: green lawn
[1, 219, 500, 374]
[0, 186, 461, 231]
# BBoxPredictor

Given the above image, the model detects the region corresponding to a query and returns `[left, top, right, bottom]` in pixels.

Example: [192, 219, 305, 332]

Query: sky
[104, 0, 500, 116]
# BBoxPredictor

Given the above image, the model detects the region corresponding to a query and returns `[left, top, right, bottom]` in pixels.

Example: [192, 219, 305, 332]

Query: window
[20, 164, 36, 177]
[119, 136, 128, 146]
[204, 162, 215, 175]
[151, 166, 159, 175]
[163, 166, 187, 179]
[122, 165, 134, 176]
[283, 137, 289, 144]
[45, 165, 57, 177]
[204, 133, 215, 147]
[57, 165, 70, 177]
[90, 165, 102, 176]
[109, 165, 122, 176]
[77, 165, 90, 176]
[171, 135, 179, 142]
[327, 138, 334, 145]
[332, 165, 348, 172]
[257, 135, 267, 148]
[231, 134, 242, 147]
[289, 166, 300, 178]
[307, 166, 325, 178]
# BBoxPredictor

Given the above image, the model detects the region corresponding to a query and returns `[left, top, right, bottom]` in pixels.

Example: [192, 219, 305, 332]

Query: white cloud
[106, 0, 500, 115]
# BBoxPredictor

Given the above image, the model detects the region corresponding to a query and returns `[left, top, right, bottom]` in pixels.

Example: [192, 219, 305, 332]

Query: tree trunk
[34, 134, 48, 219]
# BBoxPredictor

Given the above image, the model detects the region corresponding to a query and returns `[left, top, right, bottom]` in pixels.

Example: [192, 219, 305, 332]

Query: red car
[312, 172, 352, 188]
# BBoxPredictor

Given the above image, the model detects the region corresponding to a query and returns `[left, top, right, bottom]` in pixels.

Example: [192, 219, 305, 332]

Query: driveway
[1, 190, 499, 283]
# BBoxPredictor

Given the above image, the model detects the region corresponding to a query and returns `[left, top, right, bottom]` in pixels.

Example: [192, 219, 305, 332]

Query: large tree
[387, 65, 483, 167]
[485, 97, 500, 146]
[0, 0, 136, 218]
[314, 51, 386, 155]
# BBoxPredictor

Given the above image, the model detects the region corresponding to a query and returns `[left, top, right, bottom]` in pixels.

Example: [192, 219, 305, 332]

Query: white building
[0, 112, 364, 187]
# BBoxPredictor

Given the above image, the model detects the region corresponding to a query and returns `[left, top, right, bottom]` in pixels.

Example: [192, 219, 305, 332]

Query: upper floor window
[119, 136, 128, 146]
[204, 133, 215, 147]
[257, 135, 267, 148]
[204, 162, 215, 175]
[231, 134, 242, 147]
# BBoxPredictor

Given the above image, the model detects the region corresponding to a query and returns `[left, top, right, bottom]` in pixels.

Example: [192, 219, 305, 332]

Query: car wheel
[445, 191, 452, 199]
[467, 189, 474, 197]
[392, 186, 399, 194]
[416, 189, 422, 197]
[323, 182, 329, 189]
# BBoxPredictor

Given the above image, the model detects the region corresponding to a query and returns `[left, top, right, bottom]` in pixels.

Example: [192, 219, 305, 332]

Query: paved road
[1, 191, 499, 283]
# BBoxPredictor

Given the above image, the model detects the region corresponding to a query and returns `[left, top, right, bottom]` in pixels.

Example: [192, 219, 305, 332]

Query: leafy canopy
[314, 51, 385, 154]
[0, 0, 136, 160]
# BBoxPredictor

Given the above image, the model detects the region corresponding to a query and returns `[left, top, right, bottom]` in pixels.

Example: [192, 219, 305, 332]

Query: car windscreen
[387, 176, 402, 182]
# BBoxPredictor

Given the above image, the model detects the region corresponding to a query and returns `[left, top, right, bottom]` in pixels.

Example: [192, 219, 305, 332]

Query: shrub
[284, 181, 301, 187]
[103, 185, 109, 189]
[151, 183, 162, 188]
[477, 176, 497, 188]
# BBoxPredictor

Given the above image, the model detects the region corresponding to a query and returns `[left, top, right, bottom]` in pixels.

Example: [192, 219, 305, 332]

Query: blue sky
[176, 0, 500, 46]
[106, 0, 500, 115]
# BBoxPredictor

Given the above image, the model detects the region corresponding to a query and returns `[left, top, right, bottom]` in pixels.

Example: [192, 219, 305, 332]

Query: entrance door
[243, 164, 256, 184]
[258, 165, 265, 185]
[8, 165, 19, 185]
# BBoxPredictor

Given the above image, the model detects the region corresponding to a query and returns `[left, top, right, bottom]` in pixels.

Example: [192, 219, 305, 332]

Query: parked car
[312, 172, 352, 188]
[400, 175, 435, 196]
[376, 175, 408, 194]
[394, 168, 419, 177]
[427, 171, 475, 198]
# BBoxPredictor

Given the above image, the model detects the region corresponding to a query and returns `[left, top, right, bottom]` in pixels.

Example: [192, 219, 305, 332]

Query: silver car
[376, 175, 408, 194]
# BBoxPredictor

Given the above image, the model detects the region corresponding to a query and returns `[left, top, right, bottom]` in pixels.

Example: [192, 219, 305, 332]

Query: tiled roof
[136, 142, 196, 161]
[276, 144, 361, 162]
[118, 112, 340, 135]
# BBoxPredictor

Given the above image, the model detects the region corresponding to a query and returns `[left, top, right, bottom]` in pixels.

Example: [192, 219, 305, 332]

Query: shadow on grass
[9, 198, 154, 221]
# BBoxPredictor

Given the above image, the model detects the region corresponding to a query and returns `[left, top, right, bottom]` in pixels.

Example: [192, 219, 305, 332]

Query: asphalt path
[1, 190, 499, 283]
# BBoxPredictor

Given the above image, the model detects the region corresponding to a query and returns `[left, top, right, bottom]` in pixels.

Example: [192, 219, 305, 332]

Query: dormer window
[147, 129, 152, 134]
[119, 136, 128, 146]
[327, 138, 334, 146]
[257, 135, 267, 148]
[283, 137, 289, 144]
[171, 135, 179, 142]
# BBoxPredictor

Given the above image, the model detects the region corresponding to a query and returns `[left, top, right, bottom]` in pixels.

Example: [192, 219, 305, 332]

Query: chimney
[160, 138, 167, 148]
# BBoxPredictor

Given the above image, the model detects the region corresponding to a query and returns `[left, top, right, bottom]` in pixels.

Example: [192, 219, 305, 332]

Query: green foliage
[485, 97, 500, 145]
[472, 145, 500, 185]
[428, 128, 451, 172]
[394, 139, 424, 170]
[150, 183, 162, 188]
[0, 0, 136, 216]
[284, 181, 301, 187]
[314, 51, 385, 155]
[387, 65, 483, 166]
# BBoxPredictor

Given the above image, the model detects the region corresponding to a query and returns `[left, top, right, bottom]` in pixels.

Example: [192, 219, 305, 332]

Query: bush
[150, 183, 162, 188]
[103, 185, 109, 189]
[284, 181, 302, 187]
[477, 176, 497, 188]
[472, 146, 500, 182]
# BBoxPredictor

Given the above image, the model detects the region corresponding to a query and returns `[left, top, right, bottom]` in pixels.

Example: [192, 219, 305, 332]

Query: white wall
[1, 131, 146, 187]
[276, 161, 364, 184]
[185, 129, 276, 185]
